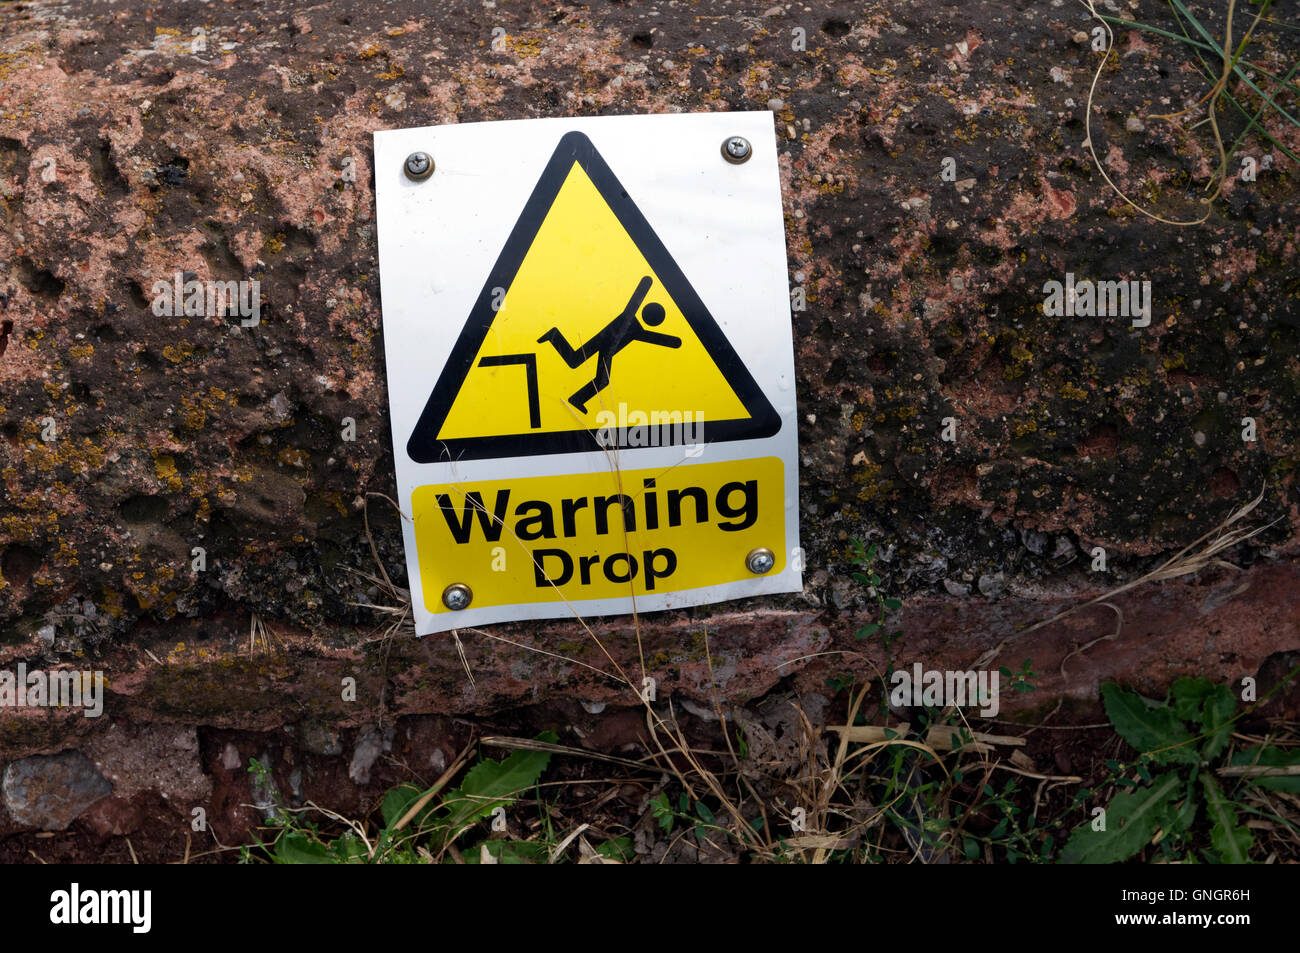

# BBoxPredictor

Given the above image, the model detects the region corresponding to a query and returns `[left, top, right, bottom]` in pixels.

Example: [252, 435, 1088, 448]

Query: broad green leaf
[1170, 677, 1236, 761]
[595, 837, 635, 862]
[1201, 775, 1253, 864]
[1229, 746, 1300, 793]
[1170, 676, 1215, 722]
[1198, 685, 1237, 763]
[436, 731, 557, 843]
[380, 782, 426, 829]
[1101, 683, 1197, 764]
[1157, 787, 1199, 842]
[273, 830, 339, 864]
[1059, 772, 1183, 864]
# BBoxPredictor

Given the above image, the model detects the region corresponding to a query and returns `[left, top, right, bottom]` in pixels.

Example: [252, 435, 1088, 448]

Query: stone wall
[1, 0, 1297, 836]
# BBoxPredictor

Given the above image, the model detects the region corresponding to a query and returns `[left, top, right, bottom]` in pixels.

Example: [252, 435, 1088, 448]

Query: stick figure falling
[536, 275, 681, 414]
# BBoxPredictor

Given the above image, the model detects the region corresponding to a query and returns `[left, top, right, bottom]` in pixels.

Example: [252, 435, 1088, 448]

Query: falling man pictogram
[536, 275, 682, 414]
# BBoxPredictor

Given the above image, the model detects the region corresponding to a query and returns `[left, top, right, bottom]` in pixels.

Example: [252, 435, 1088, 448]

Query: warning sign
[414, 458, 786, 615]
[374, 113, 801, 634]
[407, 131, 778, 462]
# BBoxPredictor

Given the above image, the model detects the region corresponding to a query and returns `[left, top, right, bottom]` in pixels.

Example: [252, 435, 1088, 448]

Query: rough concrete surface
[0, 0, 1297, 844]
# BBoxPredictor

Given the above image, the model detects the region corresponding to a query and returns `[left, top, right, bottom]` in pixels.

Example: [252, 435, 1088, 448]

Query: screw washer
[442, 583, 472, 610]
[404, 151, 434, 181]
[722, 135, 752, 164]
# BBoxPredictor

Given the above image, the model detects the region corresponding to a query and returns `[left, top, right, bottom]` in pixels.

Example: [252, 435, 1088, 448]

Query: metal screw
[404, 151, 433, 181]
[721, 135, 752, 164]
[746, 547, 776, 574]
[441, 583, 472, 610]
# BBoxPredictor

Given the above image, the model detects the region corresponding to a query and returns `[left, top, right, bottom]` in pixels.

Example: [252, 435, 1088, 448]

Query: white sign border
[373, 111, 801, 635]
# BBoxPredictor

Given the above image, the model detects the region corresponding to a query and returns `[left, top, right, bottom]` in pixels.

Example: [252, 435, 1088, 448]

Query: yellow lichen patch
[153, 453, 182, 492]
[68, 344, 94, 360]
[0, 44, 43, 82]
[263, 233, 285, 254]
[101, 589, 125, 620]
[187, 470, 214, 497]
[1060, 382, 1089, 401]
[853, 459, 892, 502]
[2, 514, 40, 541]
[162, 343, 193, 364]
[325, 492, 348, 517]
[358, 44, 384, 59]
[180, 387, 228, 430]
[54, 539, 79, 567]
[503, 34, 543, 58]
[27, 436, 108, 475]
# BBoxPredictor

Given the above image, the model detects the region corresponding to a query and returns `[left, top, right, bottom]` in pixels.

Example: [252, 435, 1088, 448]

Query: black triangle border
[406, 130, 781, 463]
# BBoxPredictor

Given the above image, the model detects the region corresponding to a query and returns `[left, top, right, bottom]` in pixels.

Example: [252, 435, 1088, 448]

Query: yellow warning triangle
[407, 131, 779, 462]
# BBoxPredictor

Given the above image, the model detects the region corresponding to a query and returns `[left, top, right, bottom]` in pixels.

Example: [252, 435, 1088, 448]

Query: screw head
[722, 135, 752, 164]
[404, 151, 433, 181]
[441, 583, 472, 610]
[746, 547, 776, 574]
